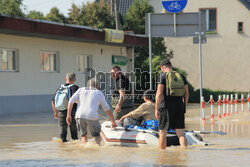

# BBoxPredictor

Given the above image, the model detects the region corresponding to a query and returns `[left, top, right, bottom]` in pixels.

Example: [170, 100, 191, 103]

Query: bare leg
[175, 129, 187, 149]
[95, 136, 101, 146]
[159, 130, 167, 149]
[81, 134, 88, 144]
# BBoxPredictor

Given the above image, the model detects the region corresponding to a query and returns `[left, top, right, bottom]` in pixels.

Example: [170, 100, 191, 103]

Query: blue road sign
[162, 0, 188, 13]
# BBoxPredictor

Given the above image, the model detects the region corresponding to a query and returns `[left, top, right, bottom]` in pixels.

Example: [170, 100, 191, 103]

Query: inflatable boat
[100, 121, 208, 147]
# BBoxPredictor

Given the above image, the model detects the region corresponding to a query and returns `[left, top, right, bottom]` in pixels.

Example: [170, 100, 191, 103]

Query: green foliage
[123, 0, 154, 34]
[46, 7, 66, 23]
[79, 0, 115, 29]
[123, 0, 174, 102]
[68, 3, 82, 25]
[0, 0, 24, 16]
[206, 31, 217, 34]
[124, 0, 173, 73]
[27, 10, 45, 20]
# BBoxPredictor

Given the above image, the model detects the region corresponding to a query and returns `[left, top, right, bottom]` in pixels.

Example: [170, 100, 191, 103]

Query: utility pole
[110, 0, 114, 16]
[114, 0, 120, 30]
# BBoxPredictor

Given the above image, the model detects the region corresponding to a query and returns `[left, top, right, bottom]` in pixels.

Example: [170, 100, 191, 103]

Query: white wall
[0, 34, 128, 96]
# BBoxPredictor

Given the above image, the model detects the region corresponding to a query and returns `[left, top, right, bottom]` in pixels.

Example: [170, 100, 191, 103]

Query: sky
[22, 0, 94, 16]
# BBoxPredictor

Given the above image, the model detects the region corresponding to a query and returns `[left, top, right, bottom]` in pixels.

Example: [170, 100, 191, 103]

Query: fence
[201, 94, 250, 121]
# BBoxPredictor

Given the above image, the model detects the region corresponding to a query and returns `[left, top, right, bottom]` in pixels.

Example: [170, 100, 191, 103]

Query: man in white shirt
[66, 78, 117, 145]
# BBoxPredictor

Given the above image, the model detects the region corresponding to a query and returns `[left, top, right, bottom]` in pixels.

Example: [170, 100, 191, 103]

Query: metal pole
[199, 11, 203, 112]
[115, 0, 120, 30]
[174, 13, 176, 36]
[148, 13, 152, 90]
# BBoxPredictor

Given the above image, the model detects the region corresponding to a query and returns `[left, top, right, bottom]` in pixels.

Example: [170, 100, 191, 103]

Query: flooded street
[0, 104, 250, 167]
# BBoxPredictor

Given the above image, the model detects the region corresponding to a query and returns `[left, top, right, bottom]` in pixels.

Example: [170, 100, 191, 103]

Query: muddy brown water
[0, 104, 250, 167]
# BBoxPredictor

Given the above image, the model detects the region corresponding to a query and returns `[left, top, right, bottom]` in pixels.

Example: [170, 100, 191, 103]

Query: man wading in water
[155, 59, 189, 149]
[66, 78, 117, 145]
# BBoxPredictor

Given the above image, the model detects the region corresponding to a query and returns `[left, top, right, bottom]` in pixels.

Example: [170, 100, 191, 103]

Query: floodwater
[0, 104, 250, 167]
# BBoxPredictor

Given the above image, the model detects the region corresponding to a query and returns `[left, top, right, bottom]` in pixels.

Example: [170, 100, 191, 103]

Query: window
[77, 55, 92, 72]
[0, 48, 18, 72]
[40, 51, 58, 72]
[201, 9, 217, 32]
[238, 22, 243, 33]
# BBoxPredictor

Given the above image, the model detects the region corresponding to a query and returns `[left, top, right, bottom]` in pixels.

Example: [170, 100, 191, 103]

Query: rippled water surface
[0, 104, 250, 167]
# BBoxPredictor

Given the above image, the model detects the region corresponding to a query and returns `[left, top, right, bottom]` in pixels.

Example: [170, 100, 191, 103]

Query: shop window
[0, 48, 18, 72]
[40, 51, 58, 72]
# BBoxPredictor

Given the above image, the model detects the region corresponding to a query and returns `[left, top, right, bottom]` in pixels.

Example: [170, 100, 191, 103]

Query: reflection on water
[0, 104, 250, 166]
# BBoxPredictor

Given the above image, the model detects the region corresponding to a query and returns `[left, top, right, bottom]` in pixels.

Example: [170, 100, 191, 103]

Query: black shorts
[159, 99, 185, 130]
[159, 108, 169, 130]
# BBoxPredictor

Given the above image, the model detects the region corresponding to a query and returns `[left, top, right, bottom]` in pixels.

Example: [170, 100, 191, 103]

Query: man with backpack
[51, 73, 79, 143]
[155, 59, 189, 149]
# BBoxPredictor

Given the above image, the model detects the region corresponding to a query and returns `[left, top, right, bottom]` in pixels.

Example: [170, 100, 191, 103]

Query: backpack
[54, 84, 74, 111]
[165, 71, 185, 97]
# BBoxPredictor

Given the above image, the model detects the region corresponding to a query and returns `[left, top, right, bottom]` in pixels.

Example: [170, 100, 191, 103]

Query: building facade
[0, 14, 148, 115]
[148, 0, 250, 92]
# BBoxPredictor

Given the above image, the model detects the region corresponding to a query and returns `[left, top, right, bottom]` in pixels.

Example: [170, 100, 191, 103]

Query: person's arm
[106, 110, 117, 128]
[118, 104, 145, 124]
[114, 89, 125, 113]
[66, 102, 73, 125]
[184, 84, 189, 106]
[51, 101, 58, 119]
[155, 84, 164, 120]
[118, 113, 131, 124]
[100, 92, 117, 128]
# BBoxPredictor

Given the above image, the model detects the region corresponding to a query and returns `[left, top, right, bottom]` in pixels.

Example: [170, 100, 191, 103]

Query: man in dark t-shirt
[52, 73, 79, 142]
[111, 66, 134, 120]
[155, 59, 189, 149]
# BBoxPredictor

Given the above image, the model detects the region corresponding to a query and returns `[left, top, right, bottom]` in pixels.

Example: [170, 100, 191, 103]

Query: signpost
[162, 0, 188, 36]
[145, 13, 206, 37]
[162, 0, 188, 13]
[147, 0, 206, 114]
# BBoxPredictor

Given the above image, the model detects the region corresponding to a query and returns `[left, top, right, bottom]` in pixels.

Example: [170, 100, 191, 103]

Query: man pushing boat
[66, 78, 117, 145]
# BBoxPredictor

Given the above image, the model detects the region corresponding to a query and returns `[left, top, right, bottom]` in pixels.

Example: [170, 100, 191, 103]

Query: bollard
[248, 94, 250, 112]
[227, 95, 230, 116]
[235, 94, 238, 113]
[218, 95, 222, 118]
[201, 96, 205, 121]
[241, 94, 244, 112]
[230, 94, 234, 115]
[223, 94, 226, 117]
[210, 95, 214, 120]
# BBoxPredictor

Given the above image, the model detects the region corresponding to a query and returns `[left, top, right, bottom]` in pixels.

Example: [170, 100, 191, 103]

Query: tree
[123, 0, 173, 92]
[68, 3, 82, 25]
[0, 0, 24, 17]
[27, 10, 45, 20]
[80, 0, 115, 29]
[123, 0, 153, 34]
[46, 7, 66, 23]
